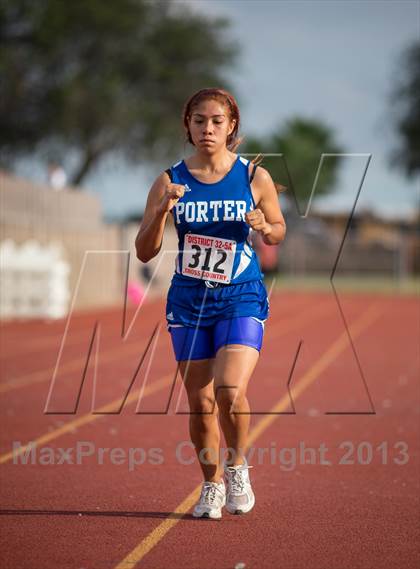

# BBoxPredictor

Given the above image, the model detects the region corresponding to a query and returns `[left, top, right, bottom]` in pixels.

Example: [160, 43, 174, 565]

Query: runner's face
[188, 99, 236, 151]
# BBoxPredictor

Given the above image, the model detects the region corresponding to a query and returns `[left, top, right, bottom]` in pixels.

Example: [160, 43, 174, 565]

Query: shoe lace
[201, 483, 220, 505]
[226, 465, 252, 495]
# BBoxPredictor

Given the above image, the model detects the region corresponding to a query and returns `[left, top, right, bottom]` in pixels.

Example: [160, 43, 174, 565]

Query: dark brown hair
[182, 87, 242, 150]
[182, 87, 286, 194]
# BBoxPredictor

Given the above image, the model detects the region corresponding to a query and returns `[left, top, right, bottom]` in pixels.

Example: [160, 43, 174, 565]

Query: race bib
[182, 233, 237, 284]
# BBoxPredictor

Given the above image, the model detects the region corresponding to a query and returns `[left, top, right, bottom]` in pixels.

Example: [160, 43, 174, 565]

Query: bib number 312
[182, 233, 237, 284]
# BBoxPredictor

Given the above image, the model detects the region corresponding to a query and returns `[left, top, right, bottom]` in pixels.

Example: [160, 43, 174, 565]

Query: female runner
[136, 88, 286, 519]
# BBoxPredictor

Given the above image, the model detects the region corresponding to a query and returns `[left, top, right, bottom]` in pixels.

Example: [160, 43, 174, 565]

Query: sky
[17, 0, 420, 220]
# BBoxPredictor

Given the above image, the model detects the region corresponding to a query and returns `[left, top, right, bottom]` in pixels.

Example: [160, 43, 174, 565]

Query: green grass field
[266, 274, 420, 295]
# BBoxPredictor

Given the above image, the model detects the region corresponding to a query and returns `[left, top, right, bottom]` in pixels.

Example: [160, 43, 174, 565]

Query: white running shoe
[192, 480, 226, 519]
[224, 457, 255, 515]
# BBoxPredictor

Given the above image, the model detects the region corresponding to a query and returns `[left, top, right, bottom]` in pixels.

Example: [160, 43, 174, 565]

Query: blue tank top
[168, 154, 264, 287]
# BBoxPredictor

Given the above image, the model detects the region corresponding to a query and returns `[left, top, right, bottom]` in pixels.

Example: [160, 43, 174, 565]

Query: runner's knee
[188, 393, 217, 415]
[215, 387, 246, 411]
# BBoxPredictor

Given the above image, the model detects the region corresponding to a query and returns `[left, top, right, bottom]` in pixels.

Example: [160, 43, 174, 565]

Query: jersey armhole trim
[247, 162, 258, 209]
[250, 163, 258, 183]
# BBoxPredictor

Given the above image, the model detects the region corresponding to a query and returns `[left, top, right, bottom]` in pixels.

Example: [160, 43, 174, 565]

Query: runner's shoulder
[247, 162, 272, 184]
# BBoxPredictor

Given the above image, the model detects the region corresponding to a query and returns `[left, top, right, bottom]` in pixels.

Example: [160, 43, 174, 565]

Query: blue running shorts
[166, 278, 269, 328]
[168, 316, 265, 361]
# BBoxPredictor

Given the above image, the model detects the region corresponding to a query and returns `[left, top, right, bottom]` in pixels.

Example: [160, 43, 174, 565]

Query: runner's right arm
[135, 172, 186, 263]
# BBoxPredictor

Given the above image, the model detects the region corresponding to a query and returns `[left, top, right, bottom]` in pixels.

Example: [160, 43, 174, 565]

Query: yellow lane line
[0, 374, 172, 465]
[0, 299, 334, 464]
[113, 301, 383, 569]
[0, 305, 162, 359]
[0, 299, 328, 394]
[0, 334, 166, 394]
[249, 301, 382, 444]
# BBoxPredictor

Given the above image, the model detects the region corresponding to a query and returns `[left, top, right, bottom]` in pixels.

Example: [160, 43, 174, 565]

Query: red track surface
[0, 290, 419, 569]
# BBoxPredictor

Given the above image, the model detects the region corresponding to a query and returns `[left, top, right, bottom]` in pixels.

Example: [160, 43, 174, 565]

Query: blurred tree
[241, 117, 344, 213]
[389, 41, 420, 179]
[0, 0, 239, 186]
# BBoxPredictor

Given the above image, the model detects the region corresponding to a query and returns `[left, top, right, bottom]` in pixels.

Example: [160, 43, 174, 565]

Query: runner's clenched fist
[245, 208, 272, 236]
[159, 183, 187, 213]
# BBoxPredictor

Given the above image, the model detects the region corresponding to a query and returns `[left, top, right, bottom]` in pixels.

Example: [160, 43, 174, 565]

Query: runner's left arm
[245, 167, 286, 245]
